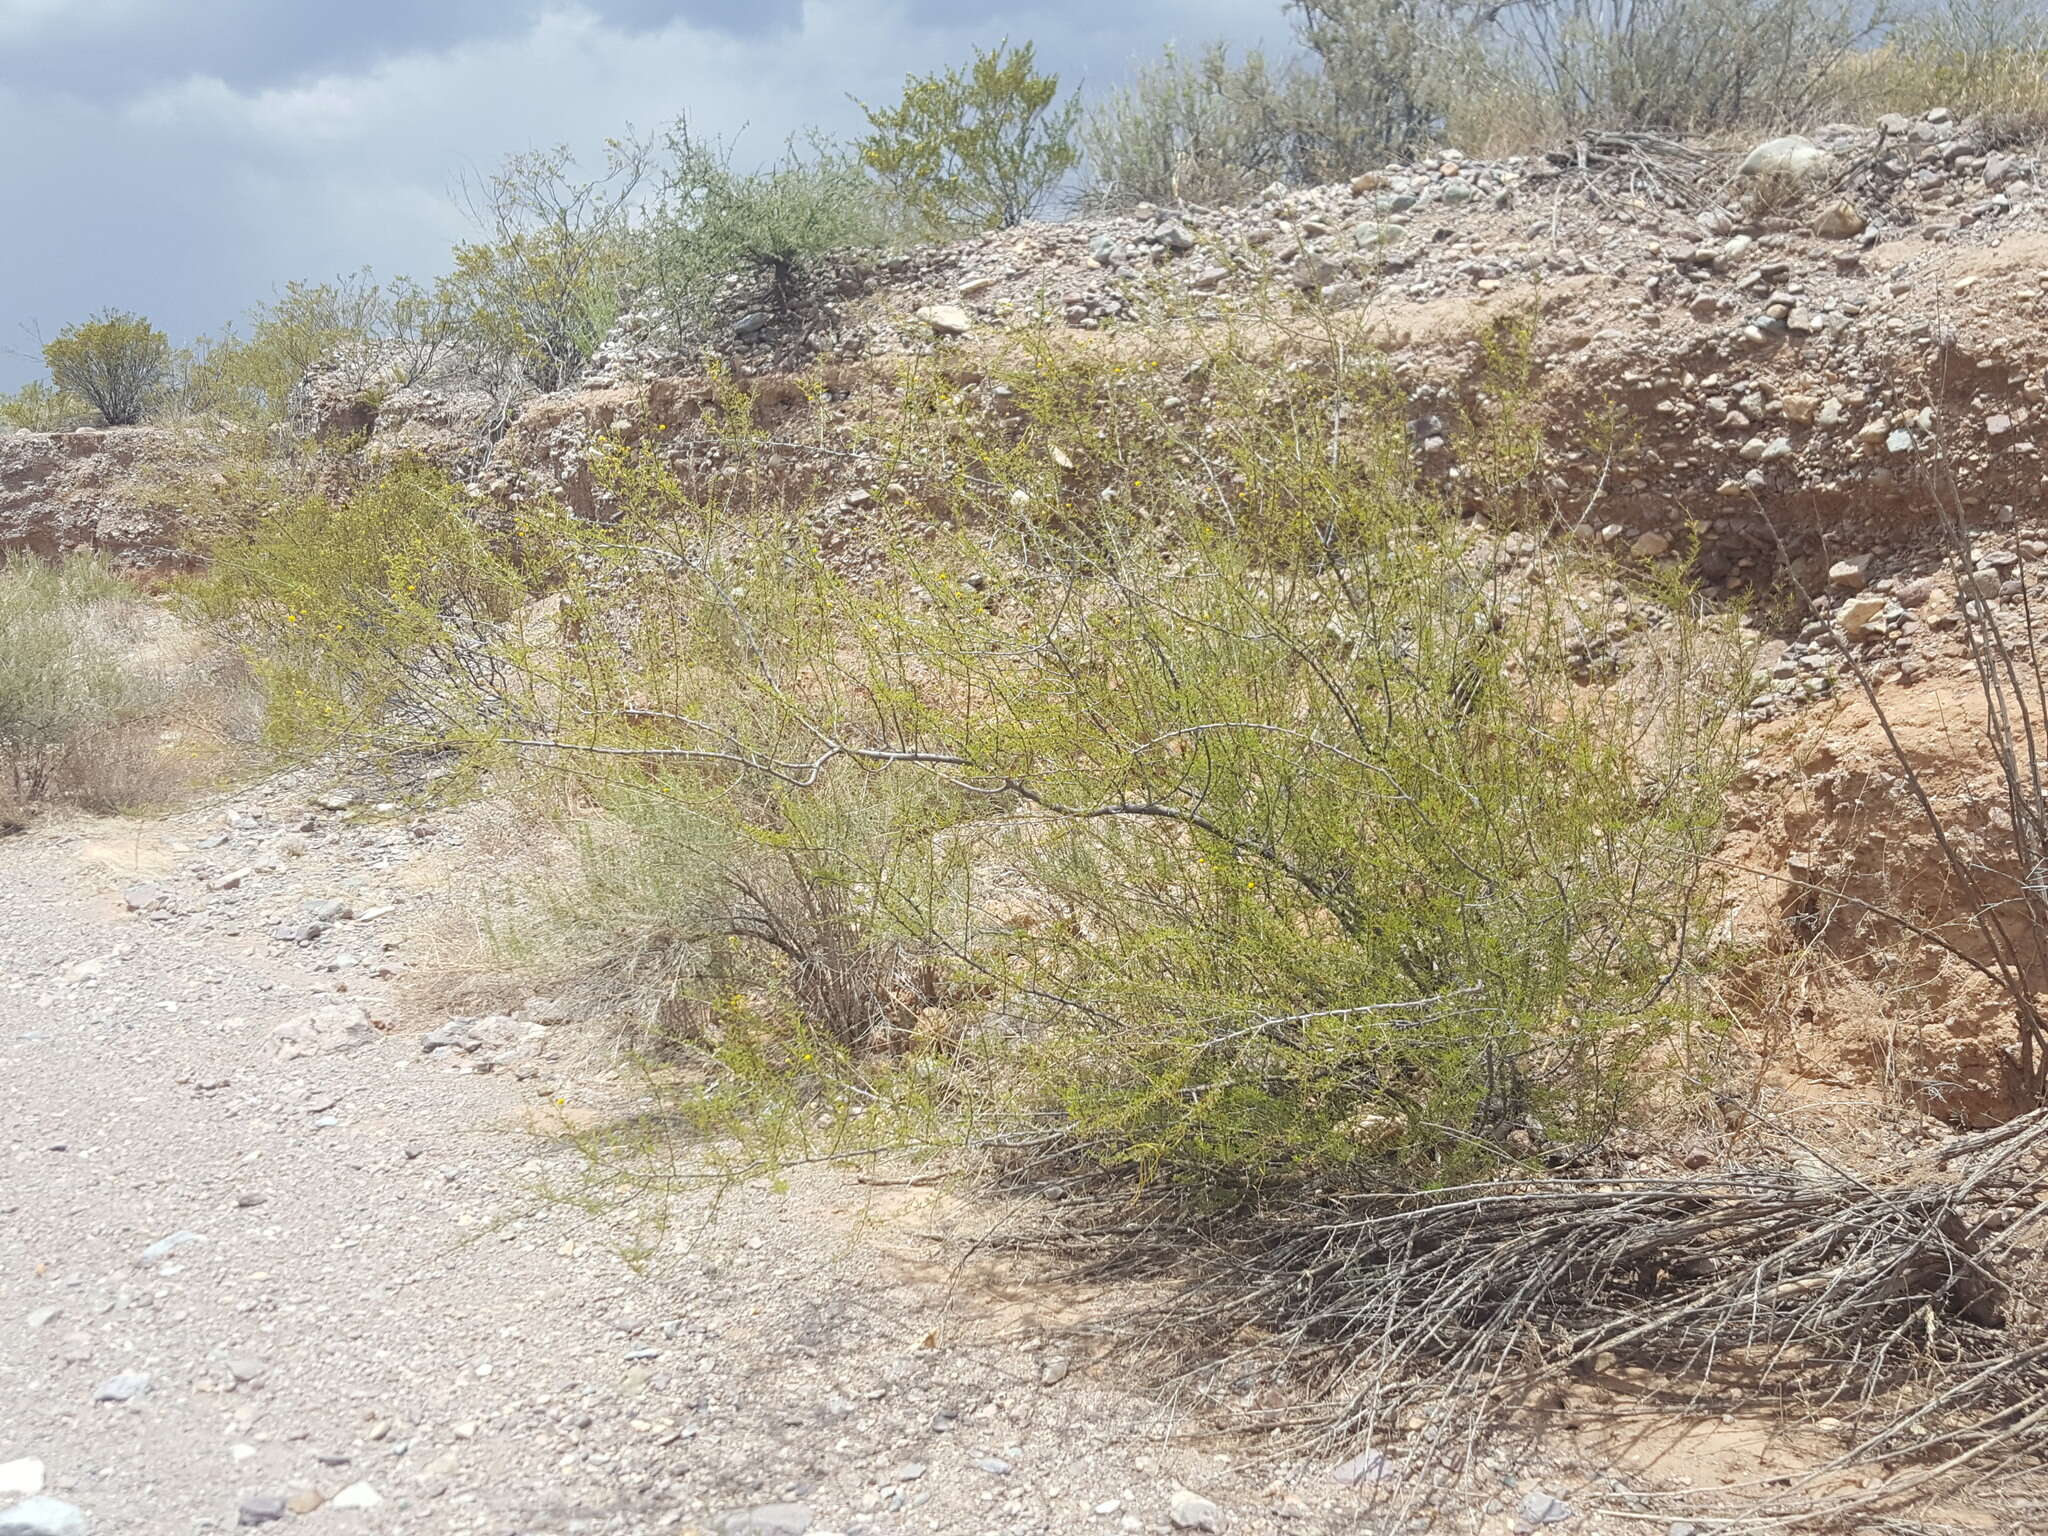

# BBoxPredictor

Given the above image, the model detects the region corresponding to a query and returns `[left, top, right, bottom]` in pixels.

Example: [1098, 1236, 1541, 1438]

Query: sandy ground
[2, 789, 1620, 1536]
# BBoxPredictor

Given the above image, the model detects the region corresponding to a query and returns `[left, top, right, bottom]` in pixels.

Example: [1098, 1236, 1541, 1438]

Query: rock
[515, 996, 574, 1026]
[1987, 413, 2013, 437]
[122, 884, 168, 912]
[1155, 222, 1195, 252]
[301, 896, 351, 923]
[1828, 555, 1872, 591]
[138, 1231, 205, 1265]
[1168, 1489, 1223, 1530]
[730, 312, 772, 338]
[328, 1483, 381, 1511]
[314, 790, 355, 811]
[957, 275, 999, 298]
[0, 1498, 87, 1536]
[91, 1372, 149, 1403]
[891, 1462, 927, 1483]
[268, 1004, 375, 1063]
[1886, 429, 1914, 454]
[421, 1014, 539, 1066]
[1330, 1449, 1391, 1485]
[236, 1495, 286, 1526]
[1962, 569, 2003, 599]
[225, 1353, 267, 1384]
[24, 1307, 60, 1329]
[1519, 1490, 1575, 1524]
[0, 1466, 42, 1501]
[1837, 595, 1889, 639]
[712, 1505, 813, 1536]
[1739, 135, 1833, 184]
[282, 1488, 325, 1516]
[915, 304, 973, 337]
[208, 869, 252, 892]
[1630, 531, 1671, 559]
[1812, 200, 1866, 238]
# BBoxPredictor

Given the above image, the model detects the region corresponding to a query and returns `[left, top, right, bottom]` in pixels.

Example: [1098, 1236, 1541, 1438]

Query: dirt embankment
[0, 427, 219, 569]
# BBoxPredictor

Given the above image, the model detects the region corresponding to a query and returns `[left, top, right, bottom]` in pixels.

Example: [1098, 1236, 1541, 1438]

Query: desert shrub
[1840, 0, 2048, 117]
[209, 320, 1744, 1195]
[42, 310, 173, 427]
[856, 40, 1081, 229]
[0, 380, 93, 432]
[441, 139, 652, 392]
[1081, 44, 1346, 209]
[637, 131, 901, 333]
[181, 463, 533, 747]
[0, 556, 193, 808]
[177, 272, 453, 427]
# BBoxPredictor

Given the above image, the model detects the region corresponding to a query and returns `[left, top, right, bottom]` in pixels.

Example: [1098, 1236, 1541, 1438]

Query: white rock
[329, 1483, 381, 1511]
[915, 304, 973, 337]
[0, 1497, 86, 1536]
[0, 1464, 43, 1501]
[1738, 135, 1833, 184]
[1168, 1488, 1224, 1531]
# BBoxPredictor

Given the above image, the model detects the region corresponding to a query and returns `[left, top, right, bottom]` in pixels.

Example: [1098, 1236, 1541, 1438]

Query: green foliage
[43, 310, 172, 426]
[178, 272, 447, 426]
[0, 557, 172, 806]
[1082, 43, 1339, 210]
[856, 40, 1081, 230]
[442, 139, 651, 392]
[204, 318, 1745, 1199]
[638, 131, 901, 332]
[182, 464, 532, 747]
[0, 380, 92, 432]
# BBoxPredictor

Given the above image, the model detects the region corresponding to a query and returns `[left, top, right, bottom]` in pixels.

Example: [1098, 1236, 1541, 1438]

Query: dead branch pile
[1044, 1111, 2048, 1522]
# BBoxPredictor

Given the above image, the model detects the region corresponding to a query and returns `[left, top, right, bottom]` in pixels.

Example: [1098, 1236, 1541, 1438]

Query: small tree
[43, 310, 172, 427]
[855, 40, 1081, 230]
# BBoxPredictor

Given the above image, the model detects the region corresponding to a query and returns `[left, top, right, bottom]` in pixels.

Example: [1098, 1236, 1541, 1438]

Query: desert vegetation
[11, 0, 2048, 1523]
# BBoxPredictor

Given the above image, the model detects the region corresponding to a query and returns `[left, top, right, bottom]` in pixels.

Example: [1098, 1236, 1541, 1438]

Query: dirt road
[0, 792, 1459, 1536]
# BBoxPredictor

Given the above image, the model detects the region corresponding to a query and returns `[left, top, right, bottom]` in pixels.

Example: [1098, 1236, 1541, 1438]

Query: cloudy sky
[0, 0, 1291, 387]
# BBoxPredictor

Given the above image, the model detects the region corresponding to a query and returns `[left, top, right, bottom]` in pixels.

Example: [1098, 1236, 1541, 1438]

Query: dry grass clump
[0, 554, 252, 817]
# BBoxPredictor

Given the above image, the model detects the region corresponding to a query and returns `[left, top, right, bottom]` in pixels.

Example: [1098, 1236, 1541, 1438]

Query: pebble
[1168, 1488, 1224, 1531]
[1330, 1449, 1391, 1485]
[23, 1308, 59, 1328]
[1519, 1490, 1575, 1524]
[91, 1373, 149, 1403]
[236, 1494, 286, 1526]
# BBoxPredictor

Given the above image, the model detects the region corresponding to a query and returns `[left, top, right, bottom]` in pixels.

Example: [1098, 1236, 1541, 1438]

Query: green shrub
[181, 463, 532, 747]
[856, 40, 1081, 230]
[42, 310, 172, 427]
[0, 380, 93, 432]
[207, 316, 1744, 1197]
[441, 139, 652, 392]
[638, 131, 901, 332]
[177, 272, 450, 427]
[1082, 43, 1344, 210]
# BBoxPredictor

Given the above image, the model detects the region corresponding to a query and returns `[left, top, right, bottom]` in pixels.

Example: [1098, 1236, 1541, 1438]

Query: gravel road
[3, 792, 1533, 1536]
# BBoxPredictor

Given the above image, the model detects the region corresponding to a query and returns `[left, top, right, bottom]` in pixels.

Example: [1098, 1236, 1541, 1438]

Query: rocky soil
[2, 773, 1688, 1536]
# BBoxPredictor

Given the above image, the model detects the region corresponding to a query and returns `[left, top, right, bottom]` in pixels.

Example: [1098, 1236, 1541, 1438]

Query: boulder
[1738, 135, 1834, 184]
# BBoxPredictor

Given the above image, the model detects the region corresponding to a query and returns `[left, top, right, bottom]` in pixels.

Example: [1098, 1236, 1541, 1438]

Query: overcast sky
[0, 0, 1292, 387]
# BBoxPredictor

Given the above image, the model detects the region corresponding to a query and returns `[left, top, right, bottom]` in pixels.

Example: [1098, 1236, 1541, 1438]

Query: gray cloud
[0, 1, 1288, 387]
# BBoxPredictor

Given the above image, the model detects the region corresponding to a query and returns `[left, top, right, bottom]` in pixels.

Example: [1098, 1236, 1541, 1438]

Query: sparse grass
[0, 555, 249, 814]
